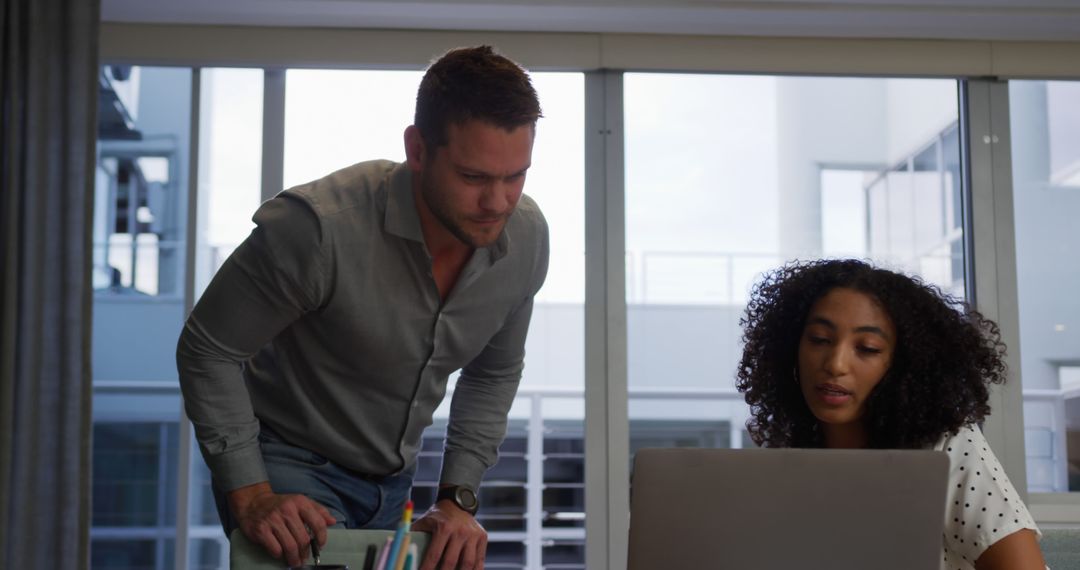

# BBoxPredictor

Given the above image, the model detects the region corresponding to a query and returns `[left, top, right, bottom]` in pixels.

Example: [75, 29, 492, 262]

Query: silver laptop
[628, 447, 948, 570]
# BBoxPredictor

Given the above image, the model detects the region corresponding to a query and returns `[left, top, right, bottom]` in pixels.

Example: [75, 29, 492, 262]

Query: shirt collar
[384, 162, 510, 263]
[384, 163, 425, 244]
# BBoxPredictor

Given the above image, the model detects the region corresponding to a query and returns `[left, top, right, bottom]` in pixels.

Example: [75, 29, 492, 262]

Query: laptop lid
[627, 447, 948, 570]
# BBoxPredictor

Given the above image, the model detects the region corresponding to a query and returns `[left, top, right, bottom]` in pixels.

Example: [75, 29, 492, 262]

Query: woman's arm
[975, 529, 1045, 570]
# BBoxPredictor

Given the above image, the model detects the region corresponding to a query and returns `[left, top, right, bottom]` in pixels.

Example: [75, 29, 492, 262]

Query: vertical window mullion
[526, 395, 543, 569]
[262, 69, 287, 203]
[176, 66, 203, 570]
[963, 78, 1030, 497]
[157, 423, 167, 570]
[584, 69, 629, 570]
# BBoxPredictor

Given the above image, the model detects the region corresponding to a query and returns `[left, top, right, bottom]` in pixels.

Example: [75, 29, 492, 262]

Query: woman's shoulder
[938, 423, 1041, 562]
[931, 423, 987, 452]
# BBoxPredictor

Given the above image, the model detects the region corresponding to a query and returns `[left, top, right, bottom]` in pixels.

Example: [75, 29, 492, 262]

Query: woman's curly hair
[736, 258, 1007, 450]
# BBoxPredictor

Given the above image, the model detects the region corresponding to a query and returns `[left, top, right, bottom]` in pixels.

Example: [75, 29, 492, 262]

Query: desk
[1042, 527, 1080, 570]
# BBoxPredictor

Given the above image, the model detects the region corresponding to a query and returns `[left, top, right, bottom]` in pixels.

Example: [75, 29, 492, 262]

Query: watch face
[456, 487, 478, 509]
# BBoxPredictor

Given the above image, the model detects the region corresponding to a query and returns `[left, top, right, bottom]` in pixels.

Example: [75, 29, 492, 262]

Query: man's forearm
[178, 193, 326, 494]
[442, 294, 534, 489]
[441, 370, 521, 490]
[177, 315, 268, 491]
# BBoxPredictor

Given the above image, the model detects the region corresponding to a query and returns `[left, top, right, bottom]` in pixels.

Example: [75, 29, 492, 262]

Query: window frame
[96, 26, 1080, 570]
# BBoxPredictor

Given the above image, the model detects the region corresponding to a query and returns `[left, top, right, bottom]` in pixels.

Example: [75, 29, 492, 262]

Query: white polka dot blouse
[937, 424, 1041, 570]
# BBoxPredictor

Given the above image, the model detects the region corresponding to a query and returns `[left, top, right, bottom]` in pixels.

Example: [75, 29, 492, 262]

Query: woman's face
[797, 287, 896, 447]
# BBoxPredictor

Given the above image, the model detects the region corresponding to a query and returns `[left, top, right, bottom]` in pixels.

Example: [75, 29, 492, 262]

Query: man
[176, 46, 548, 570]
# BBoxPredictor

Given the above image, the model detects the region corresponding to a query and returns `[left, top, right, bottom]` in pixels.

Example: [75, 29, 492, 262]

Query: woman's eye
[858, 346, 883, 354]
[808, 336, 829, 345]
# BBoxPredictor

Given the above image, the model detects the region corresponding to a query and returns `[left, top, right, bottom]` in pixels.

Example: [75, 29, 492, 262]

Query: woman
[736, 259, 1045, 570]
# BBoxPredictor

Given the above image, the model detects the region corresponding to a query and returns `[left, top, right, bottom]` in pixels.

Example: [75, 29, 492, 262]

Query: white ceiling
[101, 0, 1080, 41]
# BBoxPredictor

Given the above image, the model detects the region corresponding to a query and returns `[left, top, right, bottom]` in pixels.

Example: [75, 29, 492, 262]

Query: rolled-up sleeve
[176, 193, 328, 492]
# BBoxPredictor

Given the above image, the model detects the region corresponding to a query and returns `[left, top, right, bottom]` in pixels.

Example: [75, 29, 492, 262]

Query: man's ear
[404, 125, 425, 171]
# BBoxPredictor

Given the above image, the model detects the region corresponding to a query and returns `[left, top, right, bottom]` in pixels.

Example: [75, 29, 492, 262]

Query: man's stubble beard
[419, 174, 505, 249]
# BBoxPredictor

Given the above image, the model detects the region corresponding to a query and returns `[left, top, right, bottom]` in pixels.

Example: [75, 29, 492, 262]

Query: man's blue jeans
[213, 424, 414, 535]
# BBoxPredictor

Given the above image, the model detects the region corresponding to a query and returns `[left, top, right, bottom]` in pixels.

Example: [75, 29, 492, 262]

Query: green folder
[230, 528, 430, 569]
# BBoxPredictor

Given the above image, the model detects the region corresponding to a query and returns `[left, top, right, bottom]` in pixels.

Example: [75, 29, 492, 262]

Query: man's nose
[479, 182, 510, 213]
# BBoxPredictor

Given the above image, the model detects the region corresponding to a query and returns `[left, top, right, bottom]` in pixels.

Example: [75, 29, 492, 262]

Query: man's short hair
[415, 45, 542, 149]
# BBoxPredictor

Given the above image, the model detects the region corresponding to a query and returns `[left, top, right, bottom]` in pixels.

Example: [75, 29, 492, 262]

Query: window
[195, 68, 264, 297]
[1009, 80, 1080, 494]
[90, 47, 1080, 570]
[623, 73, 965, 455]
[865, 124, 965, 294]
[93, 422, 178, 527]
[94, 66, 187, 300]
[92, 66, 192, 383]
[223, 69, 583, 569]
[91, 420, 179, 569]
[92, 65, 193, 569]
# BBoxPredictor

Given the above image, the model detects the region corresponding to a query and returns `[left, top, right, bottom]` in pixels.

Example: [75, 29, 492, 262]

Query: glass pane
[93, 65, 192, 383]
[624, 74, 963, 459]
[196, 68, 264, 297]
[190, 453, 222, 527]
[486, 541, 525, 569]
[283, 69, 419, 187]
[189, 538, 227, 570]
[543, 456, 584, 484]
[93, 423, 167, 527]
[94, 65, 189, 298]
[92, 539, 157, 570]
[93, 64, 192, 570]
[1010, 80, 1080, 493]
[542, 487, 584, 526]
[543, 540, 585, 570]
[188, 433, 228, 569]
[89, 421, 180, 561]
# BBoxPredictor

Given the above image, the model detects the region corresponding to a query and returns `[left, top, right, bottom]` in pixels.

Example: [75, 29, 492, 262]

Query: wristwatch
[437, 485, 479, 515]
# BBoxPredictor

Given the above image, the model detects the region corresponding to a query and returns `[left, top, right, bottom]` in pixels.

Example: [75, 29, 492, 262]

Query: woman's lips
[816, 383, 853, 406]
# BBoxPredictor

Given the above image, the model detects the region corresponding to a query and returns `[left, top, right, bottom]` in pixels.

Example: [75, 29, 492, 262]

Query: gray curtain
[1, 0, 100, 567]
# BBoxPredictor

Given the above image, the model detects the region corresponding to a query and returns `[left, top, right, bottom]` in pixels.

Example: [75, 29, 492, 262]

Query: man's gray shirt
[176, 160, 549, 493]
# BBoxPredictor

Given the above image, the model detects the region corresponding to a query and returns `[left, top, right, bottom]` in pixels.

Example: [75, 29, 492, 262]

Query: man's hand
[412, 499, 487, 570]
[228, 481, 336, 568]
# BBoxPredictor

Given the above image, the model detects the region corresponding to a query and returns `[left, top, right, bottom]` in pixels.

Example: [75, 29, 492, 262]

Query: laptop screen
[627, 448, 948, 570]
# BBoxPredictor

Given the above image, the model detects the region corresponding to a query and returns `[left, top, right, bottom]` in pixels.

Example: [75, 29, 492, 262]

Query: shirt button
[412, 401, 419, 408]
